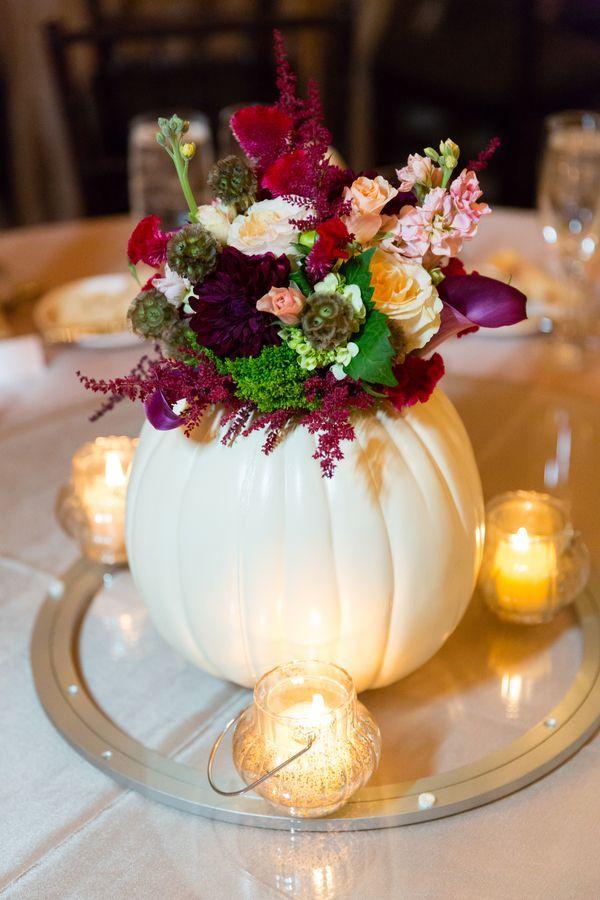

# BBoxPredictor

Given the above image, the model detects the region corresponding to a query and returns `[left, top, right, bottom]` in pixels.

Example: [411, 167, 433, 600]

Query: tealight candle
[213, 660, 381, 818]
[57, 436, 137, 565]
[478, 491, 589, 624]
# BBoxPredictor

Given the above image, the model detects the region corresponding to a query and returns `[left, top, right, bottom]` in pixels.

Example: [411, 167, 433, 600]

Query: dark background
[1, 0, 599, 226]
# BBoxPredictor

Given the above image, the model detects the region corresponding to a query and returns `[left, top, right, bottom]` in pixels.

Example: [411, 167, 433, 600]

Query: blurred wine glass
[537, 110, 600, 349]
[129, 111, 214, 229]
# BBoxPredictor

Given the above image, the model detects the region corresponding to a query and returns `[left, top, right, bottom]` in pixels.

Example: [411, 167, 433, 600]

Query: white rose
[228, 196, 313, 257]
[196, 200, 235, 244]
[369, 249, 442, 353]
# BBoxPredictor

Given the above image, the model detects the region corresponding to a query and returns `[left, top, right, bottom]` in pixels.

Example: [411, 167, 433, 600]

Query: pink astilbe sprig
[468, 136, 501, 172]
[301, 372, 376, 477]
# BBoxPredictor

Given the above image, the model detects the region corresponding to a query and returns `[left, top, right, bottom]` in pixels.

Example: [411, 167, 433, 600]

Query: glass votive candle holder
[57, 436, 137, 565]
[478, 491, 589, 624]
[210, 660, 381, 818]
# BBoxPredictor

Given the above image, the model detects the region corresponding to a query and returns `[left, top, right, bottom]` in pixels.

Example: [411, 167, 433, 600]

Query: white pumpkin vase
[125, 388, 484, 693]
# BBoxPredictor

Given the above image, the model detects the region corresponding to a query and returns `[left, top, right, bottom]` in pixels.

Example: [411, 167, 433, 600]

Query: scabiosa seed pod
[162, 317, 194, 360]
[301, 292, 356, 351]
[167, 224, 219, 283]
[127, 288, 178, 338]
[207, 155, 257, 213]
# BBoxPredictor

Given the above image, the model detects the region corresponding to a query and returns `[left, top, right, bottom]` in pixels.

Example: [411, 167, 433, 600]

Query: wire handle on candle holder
[207, 707, 316, 797]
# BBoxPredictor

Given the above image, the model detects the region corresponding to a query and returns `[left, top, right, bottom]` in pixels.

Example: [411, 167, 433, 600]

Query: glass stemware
[537, 110, 600, 350]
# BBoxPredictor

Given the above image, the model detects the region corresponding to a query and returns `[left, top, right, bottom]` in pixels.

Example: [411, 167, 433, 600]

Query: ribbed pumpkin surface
[126, 389, 484, 692]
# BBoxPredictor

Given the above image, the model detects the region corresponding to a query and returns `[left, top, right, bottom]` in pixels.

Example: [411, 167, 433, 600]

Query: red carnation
[306, 218, 352, 281]
[385, 353, 445, 411]
[127, 215, 171, 267]
[230, 105, 293, 167]
[441, 257, 467, 278]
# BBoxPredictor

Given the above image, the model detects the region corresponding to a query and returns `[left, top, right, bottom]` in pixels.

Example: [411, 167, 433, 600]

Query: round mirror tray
[31, 559, 600, 832]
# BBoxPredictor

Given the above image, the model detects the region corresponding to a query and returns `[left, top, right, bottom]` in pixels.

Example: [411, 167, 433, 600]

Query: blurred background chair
[44, 5, 352, 216]
[1, 0, 599, 224]
[373, 0, 600, 207]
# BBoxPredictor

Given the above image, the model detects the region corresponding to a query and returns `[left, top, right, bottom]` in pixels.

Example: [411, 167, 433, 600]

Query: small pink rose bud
[256, 284, 305, 325]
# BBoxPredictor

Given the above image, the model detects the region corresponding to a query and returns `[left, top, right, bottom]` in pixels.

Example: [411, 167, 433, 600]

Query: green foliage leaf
[344, 308, 397, 387]
[128, 261, 141, 287]
[342, 247, 376, 309]
[290, 267, 312, 297]
[341, 248, 397, 387]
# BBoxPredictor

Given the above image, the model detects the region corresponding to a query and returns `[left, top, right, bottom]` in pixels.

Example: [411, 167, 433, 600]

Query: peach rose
[343, 176, 398, 244]
[346, 175, 398, 215]
[369, 248, 442, 353]
[256, 284, 305, 325]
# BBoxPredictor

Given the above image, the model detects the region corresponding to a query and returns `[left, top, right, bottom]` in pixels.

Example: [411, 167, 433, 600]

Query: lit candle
[59, 436, 137, 565]
[479, 491, 589, 624]
[230, 661, 381, 817]
[494, 526, 557, 614]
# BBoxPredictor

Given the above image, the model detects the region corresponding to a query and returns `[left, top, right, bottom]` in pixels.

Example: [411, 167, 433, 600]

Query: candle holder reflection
[57, 436, 137, 566]
[208, 660, 381, 818]
[478, 491, 589, 624]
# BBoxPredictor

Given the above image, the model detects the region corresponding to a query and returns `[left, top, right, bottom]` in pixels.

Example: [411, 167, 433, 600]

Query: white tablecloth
[1, 210, 600, 899]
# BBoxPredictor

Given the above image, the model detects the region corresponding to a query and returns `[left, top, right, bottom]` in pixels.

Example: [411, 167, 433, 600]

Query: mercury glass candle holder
[478, 491, 589, 624]
[227, 661, 381, 818]
[57, 436, 137, 566]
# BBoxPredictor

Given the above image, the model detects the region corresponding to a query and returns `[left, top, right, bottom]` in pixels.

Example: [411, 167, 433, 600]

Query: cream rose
[369, 249, 442, 353]
[228, 197, 312, 257]
[196, 200, 235, 244]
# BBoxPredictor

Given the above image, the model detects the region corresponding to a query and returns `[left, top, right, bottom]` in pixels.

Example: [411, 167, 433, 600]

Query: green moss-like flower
[222, 344, 315, 412]
[207, 155, 257, 213]
[127, 288, 178, 339]
[167, 223, 218, 283]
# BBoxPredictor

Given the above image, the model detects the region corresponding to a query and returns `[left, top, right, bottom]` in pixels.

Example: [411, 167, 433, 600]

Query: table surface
[1, 210, 600, 900]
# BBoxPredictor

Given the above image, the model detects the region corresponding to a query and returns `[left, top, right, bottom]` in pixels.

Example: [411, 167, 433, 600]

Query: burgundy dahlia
[190, 247, 291, 357]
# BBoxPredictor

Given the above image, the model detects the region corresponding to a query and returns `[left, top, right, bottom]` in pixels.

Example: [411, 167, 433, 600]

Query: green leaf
[340, 248, 397, 386]
[344, 308, 397, 387]
[128, 261, 141, 287]
[290, 268, 312, 297]
[342, 247, 376, 309]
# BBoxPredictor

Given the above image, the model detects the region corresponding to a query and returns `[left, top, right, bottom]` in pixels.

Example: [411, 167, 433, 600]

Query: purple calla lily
[144, 389, 184, 431]
[425, 273, 527, 353]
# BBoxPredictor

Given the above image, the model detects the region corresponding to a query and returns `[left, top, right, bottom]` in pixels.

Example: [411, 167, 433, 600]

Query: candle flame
[104, 452, 126, 488]
[510, 526, 530, 553]
[311, 693, 326, 715]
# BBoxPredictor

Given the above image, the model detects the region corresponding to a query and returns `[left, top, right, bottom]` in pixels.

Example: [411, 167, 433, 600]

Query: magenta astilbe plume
[301, 371, 376, 477]
[468, 136, 501, 172]
[78, 350, 239, 435]
[255, 30, 349, 222]
[190, 247, 290, 358]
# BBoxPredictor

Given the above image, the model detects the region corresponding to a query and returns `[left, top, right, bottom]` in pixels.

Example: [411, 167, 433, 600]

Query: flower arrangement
[81, 32, 526, 476]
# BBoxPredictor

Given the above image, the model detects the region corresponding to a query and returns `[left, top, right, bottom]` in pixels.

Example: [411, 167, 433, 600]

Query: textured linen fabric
[1, 211, 600, 898]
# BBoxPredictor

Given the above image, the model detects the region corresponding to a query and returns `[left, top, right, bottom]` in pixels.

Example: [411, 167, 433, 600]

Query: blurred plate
[34, 274, 141, 348]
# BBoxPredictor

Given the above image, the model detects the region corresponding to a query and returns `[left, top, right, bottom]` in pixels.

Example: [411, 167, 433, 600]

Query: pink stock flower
[449, 169, 490, 235]
[256, 283, 305, 325]
[395, 170, 490, 260]
[396, 154, 442, 192]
